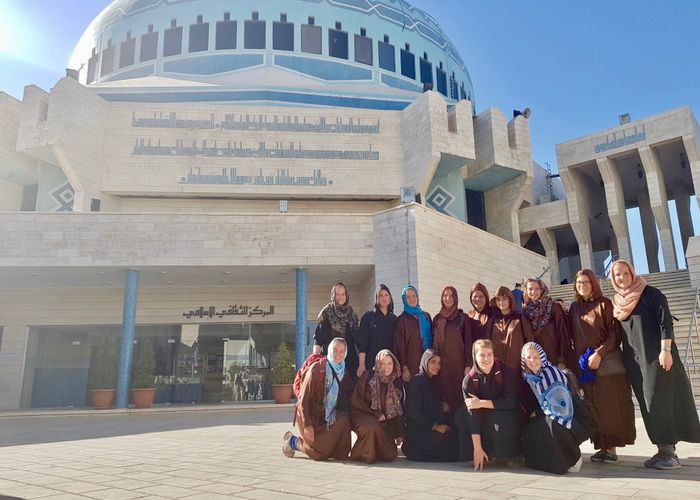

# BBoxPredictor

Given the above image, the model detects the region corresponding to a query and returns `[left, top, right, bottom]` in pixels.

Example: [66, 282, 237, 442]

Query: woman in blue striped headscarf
[520, 342, 594, 474]
[394, 285, 432, 383]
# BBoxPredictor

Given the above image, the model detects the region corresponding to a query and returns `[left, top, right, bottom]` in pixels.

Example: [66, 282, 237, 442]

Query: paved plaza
[0, 406, 698, 499]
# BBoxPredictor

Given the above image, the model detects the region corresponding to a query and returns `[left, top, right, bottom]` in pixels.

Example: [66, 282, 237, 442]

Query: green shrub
[89, 337, 118, 390]
[271, 343, 295, 385]
[131, 340, 156, 388]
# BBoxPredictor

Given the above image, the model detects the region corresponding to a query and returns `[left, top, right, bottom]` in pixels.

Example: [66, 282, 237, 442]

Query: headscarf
[490, 286, 516, 315]
[368, 349, 403, 420]
[521, 342, 574, 429]
[434, 286, 460, 353]
[402, 285, 433, 350]
[318, 282, 359, 340]
[324, 337, 347, 426]
[522, 277, 554, 331]
[610, 260, 648, 321]
[418, 349, 440, 377]
[374, 284, 394, 314]
[572, 269, 603, 302]
[468, 282, 491, 326]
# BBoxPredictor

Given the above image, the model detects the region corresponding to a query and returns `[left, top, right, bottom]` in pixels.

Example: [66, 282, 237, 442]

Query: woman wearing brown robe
[522, 277, 574, 369]
[394, 285, 432, 384]
[350, 350, 404, 463]
[569, 269, 635, 464]
[467, 282, 494, 342]
[283, 338, 354, 460]
[486, 286, 534, 372]
[432, 286, 472, 413]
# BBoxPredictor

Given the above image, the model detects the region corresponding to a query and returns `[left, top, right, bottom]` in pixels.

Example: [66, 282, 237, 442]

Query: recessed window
[87, 47, 99, 83]
[119, 32, 136, 68]
[273, 13, 294, 51]
[378, 36, 394, 71]
[301, 21, 322, 54]
[400, 43, 415, 79]
[189, 15, 209, 52]
[140, 26, 158, 61]
[329, 22, 348, 59]
[419, 54, 432, 84]
[436, 64, 447, 96]
[354, 29, 372, 66]
[245, 12, 266, 49]
[100, 40, 115, 76]
[216, 13, 237, 50]
[163, 20, 183, 57]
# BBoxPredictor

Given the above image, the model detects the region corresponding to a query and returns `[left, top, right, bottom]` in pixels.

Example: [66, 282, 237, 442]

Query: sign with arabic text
[182, 305, 275, 320]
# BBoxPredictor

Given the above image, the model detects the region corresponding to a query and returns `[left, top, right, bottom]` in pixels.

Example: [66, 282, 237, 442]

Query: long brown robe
[295, 361, 354, 460]
[467, 306, 495, 342]
[394, 311, 431, 377]
[349, 372, 404, 463]
[432, 311, 472, 412]
[569, 296, 635, 449]
[487, 312, 534, 372]
[532, 303, 575, 368]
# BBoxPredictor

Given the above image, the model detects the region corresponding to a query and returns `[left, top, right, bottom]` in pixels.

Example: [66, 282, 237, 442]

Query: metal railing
[683, 287, 700, 393]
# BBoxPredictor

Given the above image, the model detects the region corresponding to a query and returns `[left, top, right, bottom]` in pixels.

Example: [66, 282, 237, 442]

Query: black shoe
[590, 450, 606, 462]
[602, 451, 618, 464]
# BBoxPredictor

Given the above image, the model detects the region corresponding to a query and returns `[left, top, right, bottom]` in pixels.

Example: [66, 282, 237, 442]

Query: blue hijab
[324, 337, 346, 426]
[402, 285, 432, 351]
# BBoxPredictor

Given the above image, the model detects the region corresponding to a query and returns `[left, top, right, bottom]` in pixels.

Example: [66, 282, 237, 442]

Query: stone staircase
[548, 269, 700, 402]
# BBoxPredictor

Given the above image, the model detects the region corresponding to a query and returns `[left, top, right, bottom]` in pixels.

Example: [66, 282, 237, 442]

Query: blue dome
[70, 0, 475, 110]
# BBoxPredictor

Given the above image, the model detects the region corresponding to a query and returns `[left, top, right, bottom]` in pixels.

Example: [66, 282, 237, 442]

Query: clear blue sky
[1, 0, 699, 274]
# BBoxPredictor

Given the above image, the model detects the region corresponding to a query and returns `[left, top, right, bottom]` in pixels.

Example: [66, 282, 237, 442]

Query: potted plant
[130, 340, 157, 408]
[271, 343, 295, 404]
[89, 337, 118, 410]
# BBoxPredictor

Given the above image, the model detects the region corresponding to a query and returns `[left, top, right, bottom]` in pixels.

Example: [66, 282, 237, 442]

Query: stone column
[115, 269, 139, 409]
[675, 187, 694, 254]
[682, 135, 700, 209]
[536, 228, 560, 285]
[639, 145, 678, 271]
[295, 268, 308, 370]
[0, 326, 29, 410]
[637, 190, 660, 273]
[559, 168, 594, 270]
[596, 157, 633, 263]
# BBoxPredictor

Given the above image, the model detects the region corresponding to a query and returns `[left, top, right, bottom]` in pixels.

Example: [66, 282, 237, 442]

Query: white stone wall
[0, 212, 374, 267]
[518, 199, 570, 234]
[0, 179, 23, 211]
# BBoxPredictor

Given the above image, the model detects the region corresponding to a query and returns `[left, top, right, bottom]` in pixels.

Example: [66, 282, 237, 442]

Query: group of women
[282, 259, 700, 474]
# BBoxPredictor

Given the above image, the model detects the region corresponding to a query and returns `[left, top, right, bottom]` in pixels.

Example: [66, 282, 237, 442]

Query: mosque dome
[69, 0, 474, 109]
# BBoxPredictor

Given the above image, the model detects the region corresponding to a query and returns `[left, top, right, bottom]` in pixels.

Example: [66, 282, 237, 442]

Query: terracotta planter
[131, 388, 157, 409]
[271, 384, 294, 404]
[90, 389, 115, 410]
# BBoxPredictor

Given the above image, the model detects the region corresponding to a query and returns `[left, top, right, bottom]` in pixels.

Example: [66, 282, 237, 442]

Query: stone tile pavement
[0, 407, 698, 499]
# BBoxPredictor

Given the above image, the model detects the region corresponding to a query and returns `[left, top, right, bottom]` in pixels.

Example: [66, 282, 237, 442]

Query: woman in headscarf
[394, 285, 432, 383]
[520, 342, 594, 475]
[432, 286, 473, 414]
[350, 349, 404, 463]
[283, 338, 354, 460]
[467, 282, 494, 342]
[611, 260, 700, 470]
[453, 339, 521, 469]
[357, 284, 398, 378]
[568, 269, 635, 464]
[401, 349, 459, 462]
[522, 277, 574, 369]
[313, 282, 360, 378]
[486, 286, 534, 372]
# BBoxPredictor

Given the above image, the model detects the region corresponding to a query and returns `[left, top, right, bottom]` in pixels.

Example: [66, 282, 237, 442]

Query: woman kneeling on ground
[401, 349, 459, 461]
[350, 349, 404, 463]
[283, 338, 354, 460]
[520, 342, 594, 475]
[454, 339, 521, 470]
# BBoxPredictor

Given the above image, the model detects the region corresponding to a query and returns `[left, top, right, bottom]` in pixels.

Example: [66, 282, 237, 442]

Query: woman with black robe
[356, 284, 398, 377]
[611, 260, 700, 470]
[453, 339, 521, 469]
[314, 282, 360, 378]
[401, 349, 459, 462]
[467, 282, 494, 342]
[520, 342, 594, 475]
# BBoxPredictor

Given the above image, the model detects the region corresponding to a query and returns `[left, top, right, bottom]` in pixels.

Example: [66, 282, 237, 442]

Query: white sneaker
[568, 456, 583, 473]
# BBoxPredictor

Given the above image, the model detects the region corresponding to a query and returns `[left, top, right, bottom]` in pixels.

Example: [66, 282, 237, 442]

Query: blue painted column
[295, 268, 308, 370]
[115, 269, 140, 408]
